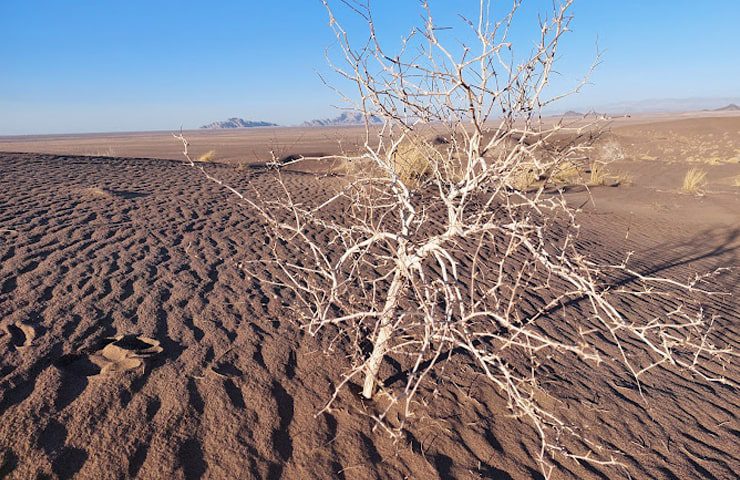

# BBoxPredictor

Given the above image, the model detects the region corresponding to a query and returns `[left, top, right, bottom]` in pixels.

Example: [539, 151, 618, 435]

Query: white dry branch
[175, 0, 734, 477]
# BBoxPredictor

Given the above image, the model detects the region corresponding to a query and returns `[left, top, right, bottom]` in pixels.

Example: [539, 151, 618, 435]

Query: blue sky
[1, 0, 738, 135]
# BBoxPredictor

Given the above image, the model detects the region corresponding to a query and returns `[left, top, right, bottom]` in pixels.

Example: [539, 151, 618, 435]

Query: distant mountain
[200, 117, 278, 129]
[547, 97, 740, 116]
[713, 103, 740, 112]
[554, 110, 613, 118]
[591, 97, 740, 115]
[303, 112, 383, 127]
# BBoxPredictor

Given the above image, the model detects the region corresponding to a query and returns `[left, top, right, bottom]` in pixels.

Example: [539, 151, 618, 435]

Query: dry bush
[682, 167, 707, 195]
[175, 1, 731, 477]
[197, 150, 216, 162]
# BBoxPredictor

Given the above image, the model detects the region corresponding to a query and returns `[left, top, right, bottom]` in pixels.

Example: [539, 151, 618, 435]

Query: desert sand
[0, 113, 738, 479]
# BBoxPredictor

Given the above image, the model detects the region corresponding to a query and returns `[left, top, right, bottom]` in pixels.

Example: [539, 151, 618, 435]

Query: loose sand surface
[0, 114, 738, 479]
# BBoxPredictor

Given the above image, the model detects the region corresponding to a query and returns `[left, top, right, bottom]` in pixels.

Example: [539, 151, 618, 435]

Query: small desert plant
[682, 167, 707, 195]
[197, 150, 216, 163]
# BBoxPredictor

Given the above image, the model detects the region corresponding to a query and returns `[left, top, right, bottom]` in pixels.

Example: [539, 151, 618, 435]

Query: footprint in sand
[59, 334, 164, 377]
[89, 335, 163, 374]
[2, 322, 37, 350]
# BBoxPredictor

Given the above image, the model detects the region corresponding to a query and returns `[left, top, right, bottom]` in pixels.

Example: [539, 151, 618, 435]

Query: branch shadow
[383, 225, 739, 389]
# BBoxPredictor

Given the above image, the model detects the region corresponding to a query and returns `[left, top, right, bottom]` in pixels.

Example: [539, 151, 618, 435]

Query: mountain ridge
[713, 103, 740, 112]
[303, 112, 383, 127]
[201, 117, 278, 129]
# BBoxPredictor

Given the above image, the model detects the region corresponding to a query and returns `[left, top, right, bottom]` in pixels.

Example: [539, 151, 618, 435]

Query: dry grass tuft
[85, 187, 112, 198]
[549, 160, 582, 185]
[88, 147, 116, 157]
[391, 142, 436, 188]
[509, 158, 633, 191]
[508, 161, 583, 192]
[681, 167, 707, 195]
[587, 162, 633, 187]
[336, 141, 461, 188]
[588, 162, 608, 186]
[198, 150, 217, 163]
[509, 165, 540, 191]
[612, 171, 634, 186]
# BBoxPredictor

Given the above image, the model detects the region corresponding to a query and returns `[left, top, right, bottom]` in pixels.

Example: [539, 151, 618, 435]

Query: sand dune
[0, 116, 738, 479]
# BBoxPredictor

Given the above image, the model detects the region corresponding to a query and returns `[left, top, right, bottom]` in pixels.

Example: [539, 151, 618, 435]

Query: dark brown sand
[0, 115, 738, 479]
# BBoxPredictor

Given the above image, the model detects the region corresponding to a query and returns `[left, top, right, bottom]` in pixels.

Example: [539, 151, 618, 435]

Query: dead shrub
[173, 1, 731, 477]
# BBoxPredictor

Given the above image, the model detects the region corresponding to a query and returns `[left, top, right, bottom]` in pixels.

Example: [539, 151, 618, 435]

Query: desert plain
[0, 112, 738, 479]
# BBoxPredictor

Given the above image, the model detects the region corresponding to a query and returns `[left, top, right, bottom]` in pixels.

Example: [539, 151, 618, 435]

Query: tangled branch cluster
[176, 1, 733, 476]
